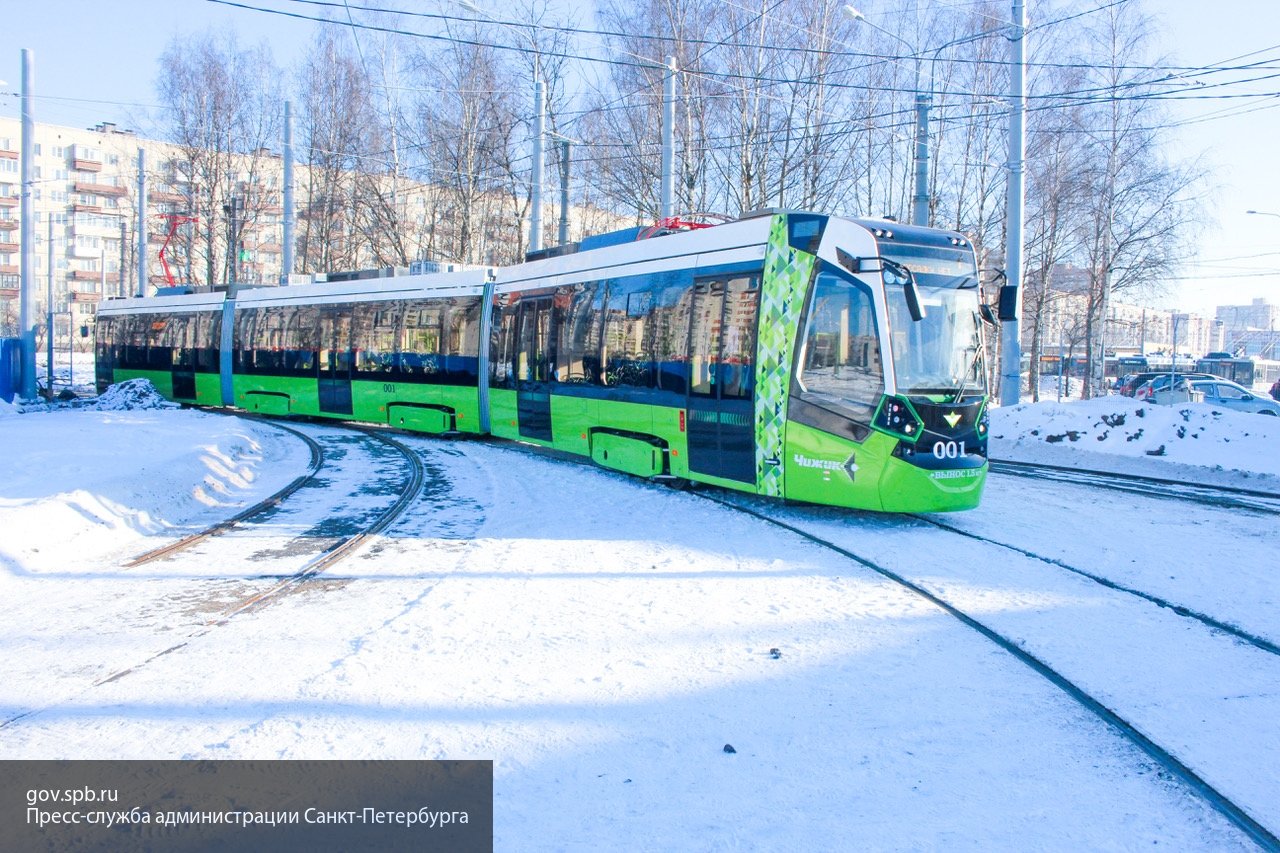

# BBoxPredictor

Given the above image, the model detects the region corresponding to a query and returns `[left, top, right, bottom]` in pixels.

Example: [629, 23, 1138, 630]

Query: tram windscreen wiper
[952, 337, 984, 405]
[883, 259, 925, 322]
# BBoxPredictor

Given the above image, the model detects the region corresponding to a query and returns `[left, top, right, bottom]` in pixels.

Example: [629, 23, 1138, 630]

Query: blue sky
[3, 0, 1278, 317]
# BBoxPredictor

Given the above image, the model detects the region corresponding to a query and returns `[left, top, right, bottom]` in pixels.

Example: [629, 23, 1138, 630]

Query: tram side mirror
[979, 304, 998, 326]
[997, 284, 1019, 321]
[836, 248, 878, 275]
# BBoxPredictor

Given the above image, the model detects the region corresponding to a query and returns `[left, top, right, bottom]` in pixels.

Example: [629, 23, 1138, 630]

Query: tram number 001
[932, 440, 967, 460]
[382, 383, 396, 393]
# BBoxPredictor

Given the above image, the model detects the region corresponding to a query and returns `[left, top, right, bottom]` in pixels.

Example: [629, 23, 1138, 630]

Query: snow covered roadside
[989, 396, 1280, 490]
[0, 385, 311, 575]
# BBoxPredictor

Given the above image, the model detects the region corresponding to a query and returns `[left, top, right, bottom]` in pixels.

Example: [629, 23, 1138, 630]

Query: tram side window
[352, 302, 395, 377]
[399, 299, 445, 381]
[95, 315, 115, 367]
[289, 306, 318, 374]
[719, 276, 759, 400]
[491, 302, 517, 389]
[252, 307, 290, 373]
[602, 285, 656, 388]
[95, 315, 117, 388]
[169, 314, 194, 368]
[652, 278, 692, 394]
[194, 312, 222, 372]
[146, 316, 173, 370]
[515, 297, 555, 383]
[688, 281, 724, 397]
[446, 296, 482, 385]
[233, 308, 256, 373]
[684, 275, 760, 399]
[798, 271, 883, 420]
[554, 284, 601, 384]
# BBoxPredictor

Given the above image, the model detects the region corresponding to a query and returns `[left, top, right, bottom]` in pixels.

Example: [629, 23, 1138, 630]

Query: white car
[1191, 379, 1280, 415]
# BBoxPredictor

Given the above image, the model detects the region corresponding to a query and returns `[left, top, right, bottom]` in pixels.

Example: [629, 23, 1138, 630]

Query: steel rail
[989, 459, 1280, 515]
[1, 424, 429, 729]
[214, 425, 425, 620]
[122, 420, 326, 567]
[913, 514, 1280, 658]
[696, 490, 1280, 852]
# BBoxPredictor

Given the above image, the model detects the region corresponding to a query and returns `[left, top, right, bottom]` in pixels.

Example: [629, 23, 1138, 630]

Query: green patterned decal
[754, 215, 817, 496]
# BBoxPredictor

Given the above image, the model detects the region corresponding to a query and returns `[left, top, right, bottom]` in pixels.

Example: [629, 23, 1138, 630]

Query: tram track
[989, 458, 1280, 515]
[693, 489, 1280, 851]
[911, 513, 1280, 658]
[122, 420, 326, 568]
[216, 424, 426, 618]
[1, 419, 427, 728]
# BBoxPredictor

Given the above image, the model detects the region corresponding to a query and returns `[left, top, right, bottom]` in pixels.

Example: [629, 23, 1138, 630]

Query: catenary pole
[136, 148, 147, 297]
[530, 79, 545, 253]
[118, 220, 127, 297]
[19, 49, 37, 400]
[999, 0, 1027, 406]
[558, 139, 570, 246]
[283, 99, 295, 281]
[912, 89, 930, 226]
[661, 57, 676, 219]
[46, 216, 53, 397]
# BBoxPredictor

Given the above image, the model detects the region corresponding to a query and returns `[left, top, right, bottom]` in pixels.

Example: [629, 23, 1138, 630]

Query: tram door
[317, 307, 354, 415]
[169, 313, 197, 400]
[514, 296, 554, 441]
[685, 275, 759, 484]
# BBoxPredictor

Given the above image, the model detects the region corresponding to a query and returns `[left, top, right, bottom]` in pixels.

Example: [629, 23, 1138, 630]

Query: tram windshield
[887, 283, 985, 397]
[863, 238, 985, 397]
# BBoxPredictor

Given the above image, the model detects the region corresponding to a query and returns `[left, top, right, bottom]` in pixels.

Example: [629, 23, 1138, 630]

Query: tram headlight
[873, 396, 923, 440]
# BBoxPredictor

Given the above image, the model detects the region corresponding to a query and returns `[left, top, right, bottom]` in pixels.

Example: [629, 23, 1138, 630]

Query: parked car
[1191, 379, 1280, 415]
[1118, 371, 1169, 397]
[1135, 372, 1215, 401]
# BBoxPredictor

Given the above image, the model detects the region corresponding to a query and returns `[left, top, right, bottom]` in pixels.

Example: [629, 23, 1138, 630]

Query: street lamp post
[1170, 312, 1186, 398]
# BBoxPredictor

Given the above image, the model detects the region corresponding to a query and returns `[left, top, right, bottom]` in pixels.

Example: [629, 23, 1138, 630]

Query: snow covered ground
[1, 379, 1277, 850]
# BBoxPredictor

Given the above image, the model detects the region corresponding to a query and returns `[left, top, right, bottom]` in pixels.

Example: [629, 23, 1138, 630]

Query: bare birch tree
[156, 30, 281, 287]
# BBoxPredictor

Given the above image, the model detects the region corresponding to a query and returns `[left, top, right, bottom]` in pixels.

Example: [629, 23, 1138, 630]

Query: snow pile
[91, 378, 180, 411]
[990, 397, 1280, 481]
[0, 410, 309, 574]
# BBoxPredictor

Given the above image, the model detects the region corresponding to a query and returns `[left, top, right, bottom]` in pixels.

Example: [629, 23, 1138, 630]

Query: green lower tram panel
[227, 377, 484, 435]
[111, 370, 222, 407]
[387, 404, 453, 434]
[244, 392, 291, 416]
[590, 432, 666, 478]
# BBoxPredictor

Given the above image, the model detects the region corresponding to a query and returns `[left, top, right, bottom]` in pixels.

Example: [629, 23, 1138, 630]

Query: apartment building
[1027, 263, 1221, 360]
[0, 116, 621, 346]
[0, 116, 293, 341]
[1216, 298, 1279, 359]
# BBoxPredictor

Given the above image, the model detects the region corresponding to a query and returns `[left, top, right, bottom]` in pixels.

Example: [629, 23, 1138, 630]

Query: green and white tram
[96, 210, 990, 512]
